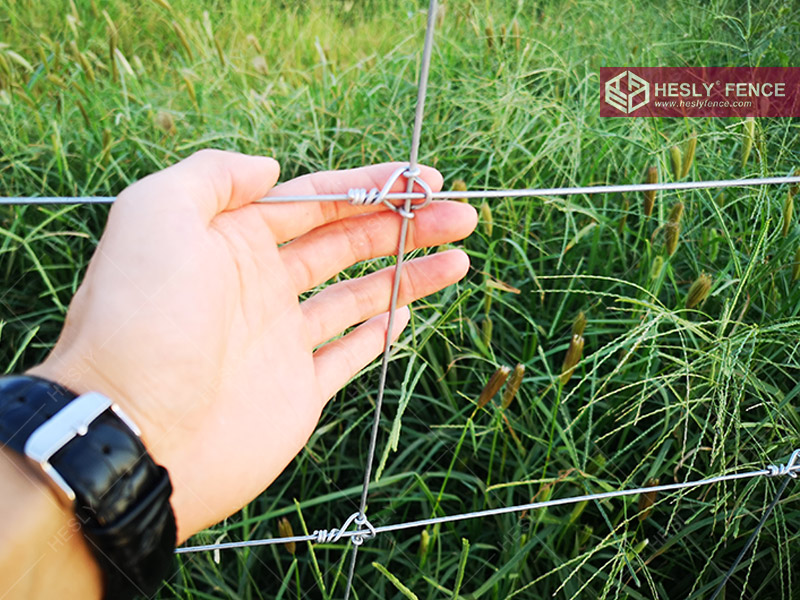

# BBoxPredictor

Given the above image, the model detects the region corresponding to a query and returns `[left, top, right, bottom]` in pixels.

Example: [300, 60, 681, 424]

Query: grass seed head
[435, 2, 446, 27]
[793, 246, 800, 282]
[171, 20, 193, 60]
[501, 363, 525, 409]
[102, 9, 117, 34]
[480, 201, 493, 236]
[180, 70, 198, 107]
[155, 110, 175, 134]
[35, 45, 48, 74]
[68, 0, 80, 21]
[70, 42, 96, 83]
[512, 19, 521, 52]
[213, 36, 225, 67]
[742, 117, 755, 168]
[669, 145, 682, 180]
[681, 133, 697, 178]
[665, 201, 684, 257]
[0, 54, 11, 82]
[572, 311, 587, 337]
[132, 55, 146, 76]
[114, 50, 135, 79]
[150, 0, 173, 11]
[477, 365, 511, 408]
[252, 55, 268, 75]
[483, 281, 493, 315]
[665, 222, 680, 257]
[560, 334, 584, 385]
[419, 529, 430, 556]
[46, 73, 66, 89]
[481, 316, 493, 348]
[485, 22, 494, 50]
[108, 26, 118, 82]
[98, 128, 112, 165]
[668, 201, 684, 224]
[75, 100, 91, 127]
[686, 273, 712, 309]
[637, 478, 659, 521]
[650, 255, 664, 280]
[66, 14, 80, 39]
[791, 168, 800, 198]
[451, 179, 468, 202]
[782, 191, 793, 237]
[277, 517, 295, 555]
[643, 166, 657, 217]
[246, 34, 263, 54]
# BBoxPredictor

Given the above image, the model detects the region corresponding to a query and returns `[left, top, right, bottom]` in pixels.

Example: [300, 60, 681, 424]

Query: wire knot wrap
[312, 512, 376, 546]
[766, 448, 800, 478]
[347, 165, 433, 218]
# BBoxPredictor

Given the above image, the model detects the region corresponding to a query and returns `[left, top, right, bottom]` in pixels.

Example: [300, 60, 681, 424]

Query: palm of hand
[33, 150, 477, 541]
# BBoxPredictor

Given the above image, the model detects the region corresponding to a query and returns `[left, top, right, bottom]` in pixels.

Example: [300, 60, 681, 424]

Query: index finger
[262, 162, 443, 243]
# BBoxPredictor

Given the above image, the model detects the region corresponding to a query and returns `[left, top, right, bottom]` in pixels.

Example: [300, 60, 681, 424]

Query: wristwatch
[0, 375, 176, 599]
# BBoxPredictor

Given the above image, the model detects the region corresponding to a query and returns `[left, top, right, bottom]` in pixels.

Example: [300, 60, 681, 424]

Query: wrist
[0, 446, 103, 600]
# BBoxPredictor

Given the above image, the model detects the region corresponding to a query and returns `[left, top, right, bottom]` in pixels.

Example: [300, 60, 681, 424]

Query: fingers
[263, 162, 444, 243]
[314, 307, 410, 402]
[281, 201, 477, 294]
[116, 149, 281, 223]
[302, 249, 469, 347]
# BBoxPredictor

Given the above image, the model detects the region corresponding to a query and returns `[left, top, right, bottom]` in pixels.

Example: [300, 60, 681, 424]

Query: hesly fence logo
[600, 67, 800, 117]
[604, 70, 650, 114]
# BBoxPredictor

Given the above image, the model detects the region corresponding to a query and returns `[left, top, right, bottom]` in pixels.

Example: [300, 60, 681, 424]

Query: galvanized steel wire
[2, 0, 798, 596]
[174, 451, 800, 554]
[4, 176, 800, 206]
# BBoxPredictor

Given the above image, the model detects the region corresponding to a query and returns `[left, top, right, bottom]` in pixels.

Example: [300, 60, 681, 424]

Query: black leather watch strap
[0, 375, 176, 599]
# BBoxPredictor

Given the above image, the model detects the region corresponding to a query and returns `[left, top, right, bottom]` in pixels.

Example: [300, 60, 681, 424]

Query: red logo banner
[600, 67, 800, 117]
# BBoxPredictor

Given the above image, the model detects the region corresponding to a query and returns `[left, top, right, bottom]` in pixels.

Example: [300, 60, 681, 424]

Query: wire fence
[175, 450, 800, 554]
[4, 176, 800, 206]
[3, 0, 799, 597]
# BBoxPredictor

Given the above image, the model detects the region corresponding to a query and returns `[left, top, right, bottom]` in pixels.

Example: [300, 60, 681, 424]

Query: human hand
[29, 150, 477, 542]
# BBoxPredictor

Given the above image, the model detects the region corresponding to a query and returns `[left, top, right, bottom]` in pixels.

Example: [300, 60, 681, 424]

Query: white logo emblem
[605, 71, 650, 113]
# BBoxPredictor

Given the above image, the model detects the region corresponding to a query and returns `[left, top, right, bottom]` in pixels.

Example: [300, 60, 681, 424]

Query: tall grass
[2, 0, 800, 598]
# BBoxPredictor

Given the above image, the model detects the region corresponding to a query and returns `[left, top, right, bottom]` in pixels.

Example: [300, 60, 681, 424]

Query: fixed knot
[347, 165, 433, 218]
[312, 512, 376, 546]
[766, 449, 800, 478]
[351, 512, 377, 546]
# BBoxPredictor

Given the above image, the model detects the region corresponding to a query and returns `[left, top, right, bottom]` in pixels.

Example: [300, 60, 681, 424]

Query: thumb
[117, 149, 281, 223]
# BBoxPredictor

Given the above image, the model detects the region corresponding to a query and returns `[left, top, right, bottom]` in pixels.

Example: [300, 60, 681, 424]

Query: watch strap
[0, 375, 176, 599]
[0, 374, 76, 455]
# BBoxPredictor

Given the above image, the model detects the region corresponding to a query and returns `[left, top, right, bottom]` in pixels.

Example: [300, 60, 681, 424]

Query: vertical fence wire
[342, 2, 439, 598]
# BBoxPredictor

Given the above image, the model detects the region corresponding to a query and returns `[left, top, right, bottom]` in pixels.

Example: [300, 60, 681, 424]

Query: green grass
[3, 0, 800, 598]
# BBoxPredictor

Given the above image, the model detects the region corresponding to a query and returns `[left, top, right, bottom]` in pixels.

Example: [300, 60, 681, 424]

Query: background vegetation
[2, 0, 800, 598]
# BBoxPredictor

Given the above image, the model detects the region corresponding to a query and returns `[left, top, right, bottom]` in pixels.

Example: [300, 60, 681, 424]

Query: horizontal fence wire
[3, 176, 800, 206]
[175, 450, 799, 554]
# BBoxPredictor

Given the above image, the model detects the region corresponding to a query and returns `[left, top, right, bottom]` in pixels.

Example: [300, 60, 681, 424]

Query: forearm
[0, 447, 102, 600]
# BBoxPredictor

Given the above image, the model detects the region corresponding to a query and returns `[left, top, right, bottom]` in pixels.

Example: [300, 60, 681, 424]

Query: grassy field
[3, 0, 800, 598]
